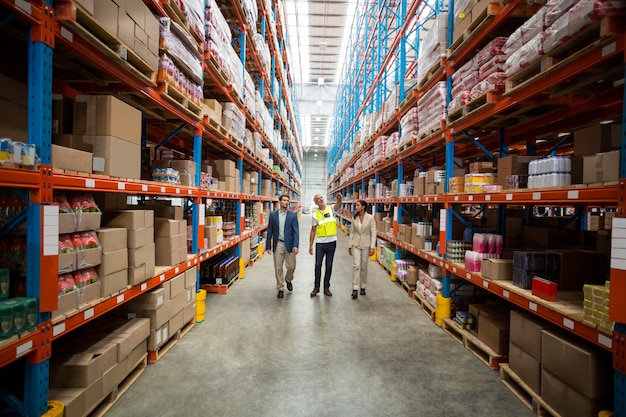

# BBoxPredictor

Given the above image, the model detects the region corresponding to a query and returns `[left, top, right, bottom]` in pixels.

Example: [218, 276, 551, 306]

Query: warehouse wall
[302, 149, 327, 212]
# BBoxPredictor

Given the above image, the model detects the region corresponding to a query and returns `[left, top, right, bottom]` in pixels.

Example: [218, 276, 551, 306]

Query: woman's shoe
[351, 290, 358, 299]
[360, 288, 366, 296]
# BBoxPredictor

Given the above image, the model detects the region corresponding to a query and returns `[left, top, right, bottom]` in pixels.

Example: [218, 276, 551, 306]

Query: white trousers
[352, 247, 369, 290]
[274, 241, 296, 291]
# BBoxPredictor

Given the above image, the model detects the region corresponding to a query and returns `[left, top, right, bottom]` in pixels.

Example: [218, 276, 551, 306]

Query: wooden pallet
[88, 353, 148, 417]
[162, 0, 204, 44]
[400, 280, 416, 297]
[202, 274, 240, 294]
[447, 90, 503, 124]
[418, 60, 443, 90]
[412, 291, 436, 322]
[499, 364, 562, 417]
[158, 82, 203, 118]
[205, 117, 230, 139]
[442, 318, 507, 370]
[505, 58, 542, 92]
[147, 318, 195, 364]
[56, 3, 155, 85]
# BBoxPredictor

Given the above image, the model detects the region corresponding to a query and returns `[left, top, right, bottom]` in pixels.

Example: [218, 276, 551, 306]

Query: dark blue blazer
[267, 210, 299, 252]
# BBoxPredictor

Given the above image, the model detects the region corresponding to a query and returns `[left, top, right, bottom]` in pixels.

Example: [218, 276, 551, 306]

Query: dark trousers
[314, 241, 337, 289]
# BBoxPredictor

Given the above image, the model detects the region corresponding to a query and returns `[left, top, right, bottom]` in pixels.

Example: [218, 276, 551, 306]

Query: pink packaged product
[475, 37, 509, 66]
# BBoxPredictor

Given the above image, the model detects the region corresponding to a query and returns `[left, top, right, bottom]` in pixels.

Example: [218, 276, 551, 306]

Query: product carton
[481, 259, 513, 281]
[73, 95, 141, 144]
[546, 249, 607, 290]
[148, 322, 169, 351]
[541, 329, 611, 398]
[128, 243, 154, 267]
[52, 291, 80, 320]
[583, 150, 620, 184]
[105, 210, 145, 230]
[97, 248, 128, 276]
[52, 144, 93, 173]
[154, 218, 179, 237]
[541, 368, 610, 417]
[183, 299, 196, 324]
[126, 287, 167, 310]
[574, 123, 622, 156]
[477, 314, 510, 355]
[58, 250, 77, 274]
[84, 135, 141, 179]
[169, 273, 185, 299]
[168, 308, 185, 334]
[185, 266, 197, 288]
[96, 228, 127, 252]
[99, 269, 128, 297]
[127, 228, 146, 249]
[49, 352, 104, 388]
[509, 310, 548, 361]
[508, 342, 541, 394]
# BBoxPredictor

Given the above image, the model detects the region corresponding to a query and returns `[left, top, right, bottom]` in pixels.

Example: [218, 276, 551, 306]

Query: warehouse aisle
[105, 217, 532, 417]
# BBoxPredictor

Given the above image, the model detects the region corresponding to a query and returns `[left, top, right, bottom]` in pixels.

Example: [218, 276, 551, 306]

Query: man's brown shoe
[324, 288, 332, 297]
[310, 288, 319, 297]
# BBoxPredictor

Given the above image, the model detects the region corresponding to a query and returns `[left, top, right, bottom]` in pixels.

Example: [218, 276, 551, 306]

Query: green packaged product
[6, 299, 26, 334]
[15, 297, 37, 331]
[0, 268, 8, 300]
[0, 301, 13, 339]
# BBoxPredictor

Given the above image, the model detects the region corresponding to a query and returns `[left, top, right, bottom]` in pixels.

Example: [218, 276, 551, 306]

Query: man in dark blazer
[266, 194, 299, 298]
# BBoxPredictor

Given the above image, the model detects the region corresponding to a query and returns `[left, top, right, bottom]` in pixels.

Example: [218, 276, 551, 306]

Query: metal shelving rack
[0, 0, 301, 415]
[327, 0, 626, 411]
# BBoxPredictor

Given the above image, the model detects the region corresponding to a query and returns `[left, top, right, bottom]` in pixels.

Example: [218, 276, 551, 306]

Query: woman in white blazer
[348, 200, 377, 299]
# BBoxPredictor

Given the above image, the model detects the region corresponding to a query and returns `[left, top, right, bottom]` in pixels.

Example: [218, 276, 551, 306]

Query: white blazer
[349, 213, 377, 249]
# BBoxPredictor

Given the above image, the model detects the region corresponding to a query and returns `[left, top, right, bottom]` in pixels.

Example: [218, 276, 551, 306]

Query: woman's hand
[369, 248, 375, 256]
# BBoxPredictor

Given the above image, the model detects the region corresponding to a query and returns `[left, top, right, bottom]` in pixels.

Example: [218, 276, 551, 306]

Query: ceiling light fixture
[316, 100, 322, 107]
[317, 77, 325, 86]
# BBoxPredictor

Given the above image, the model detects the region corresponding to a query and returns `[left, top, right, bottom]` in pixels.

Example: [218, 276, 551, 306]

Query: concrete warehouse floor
[105, 216, 532, 417]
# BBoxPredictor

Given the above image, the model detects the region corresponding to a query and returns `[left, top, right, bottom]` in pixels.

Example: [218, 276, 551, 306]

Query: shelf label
[160, 274, 165, 282]
[176, 188, 181, 194]
[161, 187, 165, 193]
[439, 261, 444, 267]
[16, 340, 33, 357]
[393, 207, 398, 221]
[440, 209, 446, 232]
[468, 195, 473, 201]
[503, 290, 510, 299]
[61, 26, 73, 41]
[466, 273, 471, 280]
[602, 42, 616, 57]
[598, 333, 612, 349]
[53, 323, 65, 337]
[15, 0, 31, 14]
[485, 195, 491, 201]
[85, 179, 95, 188]
[533, 192, 541, 200]
[506, 194, 513, 201]
[567, 190, 579, 200]
[187, 261, 191, 267]
[141, 283, 148, 291]
[452, 267, 457, 273]
[563, 318, 574, 330]
[175, 267, 180, 274]
[142, 185, 148, 192]
[188, 189, 193, 195]
[84, 308, 94, 320]
[454, 196, 459, 201]
[482, 280, 489, 288]
[118, 182, 126, 190]
[529, 302, 538, 312]
[116, 294, 125, 304]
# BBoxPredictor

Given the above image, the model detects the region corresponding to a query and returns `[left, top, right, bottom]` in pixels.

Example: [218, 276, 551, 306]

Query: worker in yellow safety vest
[308, 193, 342, 297]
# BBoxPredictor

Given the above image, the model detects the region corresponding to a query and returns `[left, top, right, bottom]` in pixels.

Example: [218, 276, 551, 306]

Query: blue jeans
[314, 241, 336, 289]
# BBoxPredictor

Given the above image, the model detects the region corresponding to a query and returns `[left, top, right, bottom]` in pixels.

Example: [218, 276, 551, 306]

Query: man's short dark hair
[279, 194, 290, 201]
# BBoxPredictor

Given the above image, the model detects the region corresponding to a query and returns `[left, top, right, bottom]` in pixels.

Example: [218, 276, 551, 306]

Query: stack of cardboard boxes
[508, 310, 549, 395]
[469, 304, 510, 356]
[207, 159, 239, 193]
[155, 218, 188, 266]
[48, 317, 150, 417]
[120, 267, 196, 353]
[104, 210, 156, 287]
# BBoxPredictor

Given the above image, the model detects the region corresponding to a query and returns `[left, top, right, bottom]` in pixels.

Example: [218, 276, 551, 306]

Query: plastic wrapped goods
[504, 32, 543, 76]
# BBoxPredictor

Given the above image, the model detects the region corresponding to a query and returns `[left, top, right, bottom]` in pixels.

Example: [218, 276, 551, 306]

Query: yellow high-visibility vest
[314, 206, 337, 238]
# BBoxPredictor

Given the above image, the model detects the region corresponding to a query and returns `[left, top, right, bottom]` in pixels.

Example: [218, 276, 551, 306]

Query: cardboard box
[81, 135, 140, 179]
[50, 352, 104, 388]
[59, 212, 77, 234]
[75, 211, 101, 232]
[510, 310, 548, 361]
[148, 322, 169, 351]
[497, 155, 538, 186]
[185, 266, 197, 288]
[117, 8, 135, 46]
[127, 287, 167, 310]
[108, 318, 150, 361]
[96, 228, 127, 252]
[541, 330, 611, 398]
[541, 368, 610, 417]
[127, 263, 147, 285]
[94, 193, 127, 212]
[205, 225, 218, 248]
[99, 269, 128, 297]
[48, 388, 86, 417]
[106, 210, 145, 230]
[522, 226, 581, 250]
[212, 159, 236, 178]
[154, 219, 180, 237]
[128, 243, 154, 267]
[52, 291, 80, 319]
[59, 250, 77, 274]
[79, 281, 101, 306]
[73, 95, 141, 144]
[170, 290, 188, 314]
[169, 308, 185, 334]
[92, 0, 118, 36]
[509, 342, 541, 394]
[481, 259, 513, 281]
[574, 123, 622, 156]
[52, 144, 93, 173]
[155, 237, 182, 266]
[183, 300, 196, 324]
[169, 273, 185, 299]
[583, 150, 620, 184]
[147, 204, 183, 220]
[75, 247, 102, 269]
[126, 228, 146, 249]
[546, 249, 607, 290]
[145, 259, 155, 279]
[97, 248, 128, 276]
[477, 314, 510, 355]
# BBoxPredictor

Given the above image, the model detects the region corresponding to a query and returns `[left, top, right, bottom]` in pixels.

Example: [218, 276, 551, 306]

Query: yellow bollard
[239, 257, 245, 279]
[43, 401, 64, 417]
[370, 249, 377, 261]
[258, 241, 264, 259]
[196, 289, 207, 323]
[435, 294, 452, 327]
[390, 262, 396, 281]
